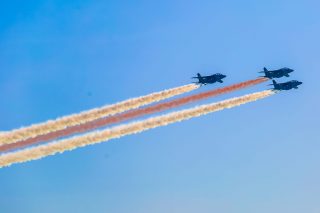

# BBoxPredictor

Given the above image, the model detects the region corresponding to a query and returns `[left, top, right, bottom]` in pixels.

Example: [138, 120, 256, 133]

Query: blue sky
[0, 0, 319, 212]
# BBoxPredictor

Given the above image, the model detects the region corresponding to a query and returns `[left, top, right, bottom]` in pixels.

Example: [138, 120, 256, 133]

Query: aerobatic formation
[0, 67, 302, 167]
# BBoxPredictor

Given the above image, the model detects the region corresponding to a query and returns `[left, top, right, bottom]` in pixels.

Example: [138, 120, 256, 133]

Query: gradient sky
[0, 0, 319, 212]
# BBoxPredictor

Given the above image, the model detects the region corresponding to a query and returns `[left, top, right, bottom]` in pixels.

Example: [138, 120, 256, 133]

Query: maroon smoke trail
[0, 78, 267, 152]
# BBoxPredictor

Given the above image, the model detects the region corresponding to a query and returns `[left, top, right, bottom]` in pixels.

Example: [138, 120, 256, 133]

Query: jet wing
[192, 76, 210, 79]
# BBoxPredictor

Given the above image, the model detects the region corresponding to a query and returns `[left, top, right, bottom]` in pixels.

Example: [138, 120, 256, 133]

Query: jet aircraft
[192, 73, 226, 85]
[270, 80, 302, 91]
[259, 67, 294, 79]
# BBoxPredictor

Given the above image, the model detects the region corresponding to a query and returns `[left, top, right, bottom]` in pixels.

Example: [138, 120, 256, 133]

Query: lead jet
[192, 73, 226, 85]
[259, 67, 294, 79]
[270, 80, 302, 91]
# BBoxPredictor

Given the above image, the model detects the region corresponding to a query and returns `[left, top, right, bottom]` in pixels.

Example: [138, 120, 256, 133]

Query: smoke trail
[0, 84, 198, 146]
[0, 90, 275, 168]
[1, 78, 267, 152]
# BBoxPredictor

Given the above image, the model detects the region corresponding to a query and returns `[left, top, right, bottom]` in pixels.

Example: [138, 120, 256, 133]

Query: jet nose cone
[289, 69, 294, 73]
[222, 74, 226, 78]
[298, 81, 303, 85]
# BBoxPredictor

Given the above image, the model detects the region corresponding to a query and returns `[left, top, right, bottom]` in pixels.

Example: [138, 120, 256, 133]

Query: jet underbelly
[274, 71, 285, 78]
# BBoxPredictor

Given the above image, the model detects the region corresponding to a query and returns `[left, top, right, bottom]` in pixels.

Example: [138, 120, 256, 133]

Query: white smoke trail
[0, 90, 275, 168]
[0, 84, 199, 146]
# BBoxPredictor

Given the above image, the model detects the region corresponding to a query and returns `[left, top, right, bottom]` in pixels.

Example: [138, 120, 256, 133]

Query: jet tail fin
[272, 80, 277, 85]
[192, 73, 202, 79]
[258, 67, 268, 73]
[270, 80, 279, 90]
[267, 80, 277, 86]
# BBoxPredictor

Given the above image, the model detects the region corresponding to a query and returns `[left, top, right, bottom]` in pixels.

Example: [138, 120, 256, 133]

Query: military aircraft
[270, 80, 302, 91]
[192, 73, 226, 85]
[259, 67, 294, 79]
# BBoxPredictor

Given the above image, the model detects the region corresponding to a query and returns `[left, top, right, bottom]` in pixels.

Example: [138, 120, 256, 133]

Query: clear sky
[0, 0, 319, 212]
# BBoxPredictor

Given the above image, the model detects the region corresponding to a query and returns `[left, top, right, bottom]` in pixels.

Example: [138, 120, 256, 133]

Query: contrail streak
[0, 84, 198, 146]
[0, 78, 267, 152]
[0, 90, 275, 168]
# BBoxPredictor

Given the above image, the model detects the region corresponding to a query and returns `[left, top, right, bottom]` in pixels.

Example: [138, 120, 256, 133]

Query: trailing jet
[259, 67, 294, 79]
[270, 80, 302, 91]
[192, 73, 226, 85]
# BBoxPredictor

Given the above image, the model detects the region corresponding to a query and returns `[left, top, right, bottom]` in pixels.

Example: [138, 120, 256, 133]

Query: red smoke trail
[0, 78, 267, 152]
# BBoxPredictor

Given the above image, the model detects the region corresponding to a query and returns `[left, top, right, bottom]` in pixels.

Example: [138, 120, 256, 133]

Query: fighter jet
[192, 73, 226, 85]
[259, 67, 294, 79]
[270, 80, 302, 91]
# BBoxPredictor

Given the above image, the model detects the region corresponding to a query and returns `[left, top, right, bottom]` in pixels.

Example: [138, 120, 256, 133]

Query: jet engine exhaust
[0, 78, 267, 152]
[0, 90, 275, 168]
